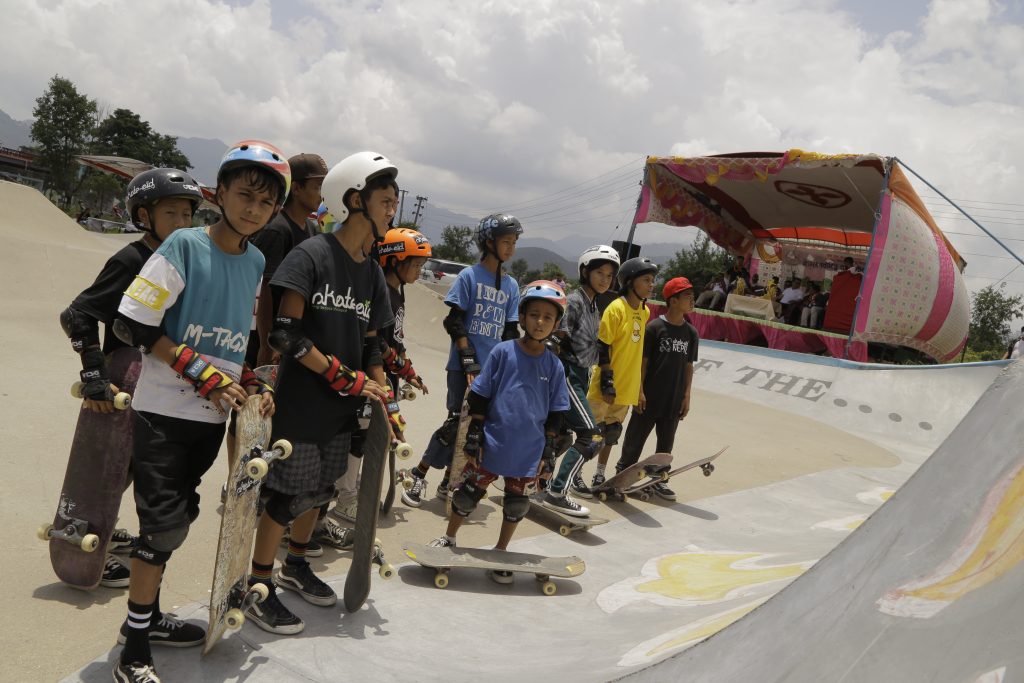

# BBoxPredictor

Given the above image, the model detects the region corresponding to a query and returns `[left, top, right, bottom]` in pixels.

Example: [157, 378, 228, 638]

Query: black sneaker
[276, 562, 337, 606]
[435, 477, 451, 500]
[591, 473, 606, 490]
[488, 569, 514, 585]
[101, 554, 131, 588]
[113, 660, 161, 683]
[401, 471, 426, 508]
[245, 587, 304, 635]
[568, 472, 593, 499]
[109, 528, 138, 556]
[428, 536, 455, 548]
[542, 492, 590, 517]
[280, 529, 324, 558]
[313, 518, 354, 550]
[117, 613, 204, 648]
[651, 481, 677, 501]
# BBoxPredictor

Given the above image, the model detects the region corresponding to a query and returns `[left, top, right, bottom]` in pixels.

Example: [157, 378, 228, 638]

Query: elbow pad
[597, 340, 611, 366]
[112, 314, 162, 353]
[268, 316, 313, 359]
[60, 306, 100, 352]
[466, 390, 490, 416]
[442, 307, 467, 342]
[544, 411, 566, 435]
[502, 321, 520, 341]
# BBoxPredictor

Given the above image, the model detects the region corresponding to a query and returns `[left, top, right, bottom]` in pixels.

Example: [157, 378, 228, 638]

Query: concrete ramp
[626, 360, 1024, 683]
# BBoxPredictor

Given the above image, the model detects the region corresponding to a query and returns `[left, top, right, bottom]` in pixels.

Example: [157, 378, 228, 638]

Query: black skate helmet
[126, 167, 204, 233]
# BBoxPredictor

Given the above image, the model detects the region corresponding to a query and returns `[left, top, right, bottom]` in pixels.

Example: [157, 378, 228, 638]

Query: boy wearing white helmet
[111, 141, 286, 682]
[429, 281, 569, 584]
[245, 152, 394, 636]
[541, 245, 620, 515]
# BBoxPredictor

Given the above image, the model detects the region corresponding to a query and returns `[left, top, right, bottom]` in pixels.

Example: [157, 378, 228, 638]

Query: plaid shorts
[459, 460, 534, 496]
[264, 430, 351, 496]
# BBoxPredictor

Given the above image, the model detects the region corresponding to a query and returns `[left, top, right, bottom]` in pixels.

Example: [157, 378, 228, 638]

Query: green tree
[92, 108, 191, 169]
[659, 232, 731, 295]
[433, 225, 475, 263]
[968, 283, 1024, 357]
[510, 258, 530, 283]
[30, 75, 97, 207]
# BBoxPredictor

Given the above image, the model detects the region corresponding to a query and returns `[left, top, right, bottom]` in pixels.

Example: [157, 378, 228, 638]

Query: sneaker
[401, 471, 426, 508]
[101, 554, 131, 588]
[313, 518, 354, 550]
[109, 528, 138, 555]
[113, 660, 161, 683]
[435, 477, 451, 500]
[542, 492, 590, 517]
[591, 473, 606, 490]
[245, 588, 304, 635]
[117, 613, 204, 647]
[332, 499, 358, 523]
[488, 569, 514, 585]
[651, 481, 677, 501]
[276, 562, 337, 606]
[428, 536, 455, 548]
[279, 529, 324, 558]
[568, 472, 593, 499]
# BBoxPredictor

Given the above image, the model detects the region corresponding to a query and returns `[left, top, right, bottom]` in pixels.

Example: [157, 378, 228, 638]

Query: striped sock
[250, 561, 274, 586]
[121, 599, 154, 664]
[285, 541, 308, 567]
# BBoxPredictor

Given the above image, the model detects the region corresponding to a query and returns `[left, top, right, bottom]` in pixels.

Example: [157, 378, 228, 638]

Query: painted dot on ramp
[919, 422, 933, 431]
[833, 398, 848, 407]
[858, 405, 872, 414]
[889, 413, 902, 422]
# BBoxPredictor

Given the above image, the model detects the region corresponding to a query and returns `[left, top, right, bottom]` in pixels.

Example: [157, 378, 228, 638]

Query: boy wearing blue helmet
[429, 281, 570, 584]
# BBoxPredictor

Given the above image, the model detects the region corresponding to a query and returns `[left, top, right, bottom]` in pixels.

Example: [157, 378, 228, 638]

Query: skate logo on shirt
[469, 282, 509, 339]
[631, 318, 642, 343]
[659, 338, 690, 354]
[183, 323, 248, 353]
[311, 284, 371, 322]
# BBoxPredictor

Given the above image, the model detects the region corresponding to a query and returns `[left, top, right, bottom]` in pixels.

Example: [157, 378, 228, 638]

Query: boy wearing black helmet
[244, 152, 394, 636]
[110, 142, 286, 682]
[429, 281, 569, 584]
[403, 214, 522, 503]
[587, 256, 659, 491]
[541, 245, 621, 515]
[59, 168, 203, 592]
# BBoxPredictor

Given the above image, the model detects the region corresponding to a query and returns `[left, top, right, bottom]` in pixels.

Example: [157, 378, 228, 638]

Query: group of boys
[59, 139, 700, 683]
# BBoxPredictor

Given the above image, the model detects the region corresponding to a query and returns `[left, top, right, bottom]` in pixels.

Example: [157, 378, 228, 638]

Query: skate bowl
[1, 181, 1017, 683]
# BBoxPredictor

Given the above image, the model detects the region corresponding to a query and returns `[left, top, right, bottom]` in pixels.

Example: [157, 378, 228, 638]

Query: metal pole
[623, 165, 649, 257]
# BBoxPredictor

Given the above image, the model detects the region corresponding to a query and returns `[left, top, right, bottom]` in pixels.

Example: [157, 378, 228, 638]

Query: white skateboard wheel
[379, 563, 395, 580]
[70, 382, 85, 399]
[113, 392, 132, 410]
[434, 572, 449, 589]
[81, 533, 100, 552]
[37, 523, 54, 542]
[246, 458, 269, 480]
[394, 442, 413, 460]
[541, 581, 557, 596]
[250, 582, 270, 603]
[559, 525, 571, 537]
[272, 439, 293, 459]
[225, 609, 245, 629]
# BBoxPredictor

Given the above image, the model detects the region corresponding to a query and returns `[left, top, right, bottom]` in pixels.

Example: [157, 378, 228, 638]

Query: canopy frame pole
[624, 164, 650, 257]
[896, 157, 1024, 269]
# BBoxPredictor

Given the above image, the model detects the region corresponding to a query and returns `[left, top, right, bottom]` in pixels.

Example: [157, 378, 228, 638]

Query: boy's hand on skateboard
[258, 390, 276, 417]
[82, 382, 121, 414]
[464, 418, 484, 463]
[210, 383, 249, 415]
[459, 347, 480, 384]
[410, 375, 429, 394]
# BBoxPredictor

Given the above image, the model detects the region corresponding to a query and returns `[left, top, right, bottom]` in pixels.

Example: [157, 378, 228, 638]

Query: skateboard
[444, 390, 472, 518]
[204, 395, 291, 653]
[622, 447, 728, 501]
[403, 542, 585, 595]
[592, 452, 674, 502]
[526, 495, 609, 536]
[40, 347, 140, 589]
[399, 382, 417, 401]
[343, 399, 393, 612]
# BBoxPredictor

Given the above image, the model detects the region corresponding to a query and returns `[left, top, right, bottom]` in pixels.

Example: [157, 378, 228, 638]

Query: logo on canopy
[774, 181, 851, 209]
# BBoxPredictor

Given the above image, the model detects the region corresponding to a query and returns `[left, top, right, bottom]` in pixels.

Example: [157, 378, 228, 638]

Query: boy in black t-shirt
[59, 168, 203, 590]
[245, 152, 396, 636]
[616, 277, 699, 501]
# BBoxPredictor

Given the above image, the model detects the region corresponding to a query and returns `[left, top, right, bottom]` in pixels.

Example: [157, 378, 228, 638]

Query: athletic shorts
[591, 400, 629, 425]
[460, 460, 534, 496]
[264, 430, 351, 496]
[132, 411, 225, 535]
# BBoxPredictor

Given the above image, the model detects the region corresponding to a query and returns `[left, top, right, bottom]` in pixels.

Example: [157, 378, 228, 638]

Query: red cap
[663, 277, 693, 300]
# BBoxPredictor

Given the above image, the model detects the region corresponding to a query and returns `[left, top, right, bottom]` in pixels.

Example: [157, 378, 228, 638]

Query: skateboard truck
[243, 439, 293, 480]
[399, 382, 417, 401]
[223, 581, 270, 630]
[371, 541, 395, 580]
[37, 518, 99, 552]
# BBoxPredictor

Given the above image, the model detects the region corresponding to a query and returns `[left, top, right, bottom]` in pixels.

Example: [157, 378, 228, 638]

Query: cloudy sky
[2, 0, 1023, 296]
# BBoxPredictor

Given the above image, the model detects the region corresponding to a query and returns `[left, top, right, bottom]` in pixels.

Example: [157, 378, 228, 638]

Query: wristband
[172, 344, 233, 398]
[322, 355, 367, 396]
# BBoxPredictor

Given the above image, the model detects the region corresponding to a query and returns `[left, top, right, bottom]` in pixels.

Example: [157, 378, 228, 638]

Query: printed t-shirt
[641, 316, 699, 418]
[444, 263, 520, 372]
[586, 297, 649, 406]
[73, 239, 153, 354]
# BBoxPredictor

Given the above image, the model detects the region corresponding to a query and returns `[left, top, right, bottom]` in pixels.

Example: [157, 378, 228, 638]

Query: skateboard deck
[445, 390, 472, 518]
[622, 447, 728, 500]
[403, 542, 585, 595]
[592, 452, 674, 502]
[526, 495, 609, 536]
[42, 347, 140, 589]
[204, 395, 291, 653]
[343, 399, 392, 612]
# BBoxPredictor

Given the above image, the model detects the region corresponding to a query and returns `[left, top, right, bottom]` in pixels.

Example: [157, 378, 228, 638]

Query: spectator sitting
[695, 273, 727, 311]
[800, 282, 826, 328]
[750, 273, 765, 297]
[780, 277, 805, 325]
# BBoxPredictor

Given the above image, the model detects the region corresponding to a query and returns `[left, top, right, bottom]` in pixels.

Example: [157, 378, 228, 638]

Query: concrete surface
[0, 181, 1014, 683]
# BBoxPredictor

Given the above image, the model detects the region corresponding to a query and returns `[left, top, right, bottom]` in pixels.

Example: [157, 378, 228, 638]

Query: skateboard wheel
[598, 492, 608, 502]
[379, 563, 395, 580]
[401, 476, 414, 491]
[703, 464, 714, 476]
[400, 384, 416, 401]
[559, 525, 570, 537]
[541, 581, 557, 596]
[113, 392, 132, 410]
[272, 439, 293, 459]
[660, 471, 670, 483]
[70, 381, 85, 399]
[225, 608, 245, 629]
[250, 582, 270, 603]
[434, 572, 449, 589]
[81, 533, 100, 552]
[639, 493, 650, 502]
[37, 523, 54, 542]
[246, 458, 269, 480]
[394, 442, 413, 460]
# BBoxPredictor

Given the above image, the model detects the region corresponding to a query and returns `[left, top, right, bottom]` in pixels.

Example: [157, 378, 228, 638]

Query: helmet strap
[216, 198, 251, 250]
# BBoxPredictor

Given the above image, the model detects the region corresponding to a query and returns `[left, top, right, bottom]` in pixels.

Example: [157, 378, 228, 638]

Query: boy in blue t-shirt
[401, 214, 523, 505]
[112, 141, 289, 682]
[430, 282, 570, 584]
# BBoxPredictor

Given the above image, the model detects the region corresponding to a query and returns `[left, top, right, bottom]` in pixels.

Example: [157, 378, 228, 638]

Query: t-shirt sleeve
[444, 267, 473, 311]
[118, 237, 187, 327]
[597, 300, 619, 346]
[72, 249, 141, 324]
[270, 242, 317, 299]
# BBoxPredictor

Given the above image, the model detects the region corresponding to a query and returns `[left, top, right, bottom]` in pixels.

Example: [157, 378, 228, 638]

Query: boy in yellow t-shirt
[586, 256, 659, 490]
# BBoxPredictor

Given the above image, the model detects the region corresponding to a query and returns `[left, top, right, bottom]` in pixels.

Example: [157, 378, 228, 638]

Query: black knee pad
[602, 422, 623, 446]
[502, 494, 530, 522]
[266, 485, 337, 526]
[132, 541, 172, 567]
[451, 480, 486, 517]
[554, 428, 574, 457]
[573, 430, 604, 461]
[133, 525, 189, 566]
[434, 412, 461, 448]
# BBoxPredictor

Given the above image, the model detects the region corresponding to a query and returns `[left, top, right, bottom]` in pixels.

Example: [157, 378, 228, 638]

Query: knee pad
[434, 412, 461, 447]
[573, 430, 604, 461]
[133, 525, 189, 565]
[502, 494, 530, 523]
[554, 429, 574, 457]
[265, 489, 325, 526]
[602, 422, 623, 446]
[451, 480, 486, 517]
[132, 541, 172, 567]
